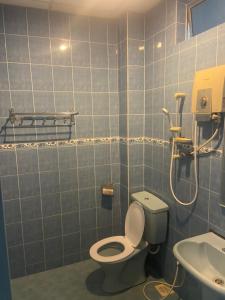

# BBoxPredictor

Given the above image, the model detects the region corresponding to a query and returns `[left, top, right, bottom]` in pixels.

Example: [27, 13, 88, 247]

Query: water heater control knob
[200, 96, 208, 108]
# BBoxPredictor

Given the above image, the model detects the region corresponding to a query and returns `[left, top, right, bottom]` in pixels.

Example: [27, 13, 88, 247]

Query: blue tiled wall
[0, 4, 122, 278]
[144, 0, 225, 298]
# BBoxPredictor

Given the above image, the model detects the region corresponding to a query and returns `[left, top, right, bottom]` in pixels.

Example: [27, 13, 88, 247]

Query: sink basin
[173, 232, 225, 296]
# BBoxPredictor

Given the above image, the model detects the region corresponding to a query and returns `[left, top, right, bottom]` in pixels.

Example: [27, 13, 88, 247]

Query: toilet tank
[131, 191, 169, 245]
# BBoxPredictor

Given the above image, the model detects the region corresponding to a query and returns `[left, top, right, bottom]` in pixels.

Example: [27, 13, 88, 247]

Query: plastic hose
[143, 262, 182, 300]
[169, 121, 198, 206]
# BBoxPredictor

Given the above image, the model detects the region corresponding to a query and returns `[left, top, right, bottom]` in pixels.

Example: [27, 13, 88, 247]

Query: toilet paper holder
[101, 184, 114, 196]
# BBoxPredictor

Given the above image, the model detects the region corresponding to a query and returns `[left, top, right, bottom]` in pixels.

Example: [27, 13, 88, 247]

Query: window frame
[187, 0, 207, 38]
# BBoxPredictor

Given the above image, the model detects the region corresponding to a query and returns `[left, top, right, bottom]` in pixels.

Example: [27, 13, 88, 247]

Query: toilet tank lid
[131, 191, 168, 214]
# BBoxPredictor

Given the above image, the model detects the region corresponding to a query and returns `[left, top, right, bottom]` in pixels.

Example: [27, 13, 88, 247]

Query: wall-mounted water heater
[192, 65, 225, 121]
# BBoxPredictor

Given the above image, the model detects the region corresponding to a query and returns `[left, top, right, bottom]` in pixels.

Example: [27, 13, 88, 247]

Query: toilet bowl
[89, 191, 169, 293]
[90, 201, 148, 293]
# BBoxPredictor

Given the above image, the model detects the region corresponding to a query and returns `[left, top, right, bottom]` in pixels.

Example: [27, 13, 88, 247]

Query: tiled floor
[11, 259, 181, 300]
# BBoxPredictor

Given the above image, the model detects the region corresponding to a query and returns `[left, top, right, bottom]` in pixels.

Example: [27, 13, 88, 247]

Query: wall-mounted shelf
[9, 108, 79, 126]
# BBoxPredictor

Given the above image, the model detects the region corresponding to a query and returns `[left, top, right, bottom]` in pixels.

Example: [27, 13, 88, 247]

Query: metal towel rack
[9, 108, 79, 126]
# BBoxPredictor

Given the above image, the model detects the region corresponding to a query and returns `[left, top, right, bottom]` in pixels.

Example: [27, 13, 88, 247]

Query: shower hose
[170, 121, 219, 206]
[142, 261, 183, 300]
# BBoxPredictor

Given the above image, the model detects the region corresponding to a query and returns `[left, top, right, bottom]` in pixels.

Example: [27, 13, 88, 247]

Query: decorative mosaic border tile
[0, 136, 223, 157]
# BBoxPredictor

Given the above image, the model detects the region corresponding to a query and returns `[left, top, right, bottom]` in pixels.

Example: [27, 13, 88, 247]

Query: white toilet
[89, 191, 169, 293]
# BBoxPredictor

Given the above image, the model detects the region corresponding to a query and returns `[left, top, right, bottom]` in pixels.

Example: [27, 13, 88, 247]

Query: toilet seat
[90, 202, 145, 264]
[90, 236, 134, 263]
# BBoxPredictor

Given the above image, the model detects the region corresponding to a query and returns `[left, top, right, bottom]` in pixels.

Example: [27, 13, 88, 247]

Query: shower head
[162, 107, 169, 115]
[162, 107, 174, 128]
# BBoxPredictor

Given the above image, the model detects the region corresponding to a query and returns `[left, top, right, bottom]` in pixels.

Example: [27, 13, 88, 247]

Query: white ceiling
[0, 0, 161, 17]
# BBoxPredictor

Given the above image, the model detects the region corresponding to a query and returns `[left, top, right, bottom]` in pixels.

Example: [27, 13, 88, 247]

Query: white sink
[173, 232, 225, 297]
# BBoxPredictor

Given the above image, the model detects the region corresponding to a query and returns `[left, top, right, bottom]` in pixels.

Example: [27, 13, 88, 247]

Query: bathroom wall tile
[109, 70, 118, 92]
[145, 37, 154, 66]
[27, 8, 49, 37]
[23, 218, 43, 243]
[19, 173, 40, 198]
[60, 169, 78, 191]
[165, 53, 178, 85]
[21, 196, 42, 222]
[4, 5, 27, 35]
[128, 91, 144, 114]
[108, 45, 118, 68]
[0, 6, 3, 33]
[44, 215, 62, 238]
[54, 91, 74, 112]
[145, 64, 154, 90]
[42, 193, 61, 217]
[153, 60, 165, 88]
[71, 41, 90, 67]
[0, 150, 17, 176]
[62, 212, 80, 234]
[196, 38, 217, 71]
[53, 66, 73, 91]
[90, 17, 107, 43]
[92, 93, 109, 115]
[44, 237, 63, 261]
[91, 69, 108, 92]
[1, 176, 19, 201]
[10, 91, 33, 116]
[73, 67, 91, 92]
[77, 145, 94, 168]
[128, 39, 144, 66]
[40, 171, 60, 195]
[94, 144, 110, 166]
[80, 208, 96, 230]
[49, 11, 70, 39]
[31, 65, 53, 91]
[70, 14, 89, 42]
[8, 63, 31, 90]
[24, 241, 44, 265]
[81, 228, 97, 250]
[29, 37, 51, 65]
[6, 223, 23, 247]
[129, 144, 144, 166]
[63, 233, 80, 257]
[8, 245, 25, 278]
[61, 190, 79, 213]
[93, 116, 110, 137]
[38, 148, 58, 172]
[153, 31, 166, 62]
[97, 207, 112, 228]
[179, 46, 196, 82]
[6, 35, 29, 63]
[26, 262, 45, 275]
[152, 87, 164, 114]
[109, 93, 119, 115]
[128, 115, 144, 137]
[95, 165, 111, 187]
[75, 92, 92, 115]
[78, 167, 95, 189]
[91, 43, 108, 68]
[0, 35, 5, 62]
[3, 199, 21, 224]
[33, 91, 54, 112]
[79, 188, 95, 210]
[58, 146, 76, 170]
[51, 39, 71, 66]
[76, 116, 93, 138]
[128, 66, 144, 90]
[166, 24, 179, 56]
